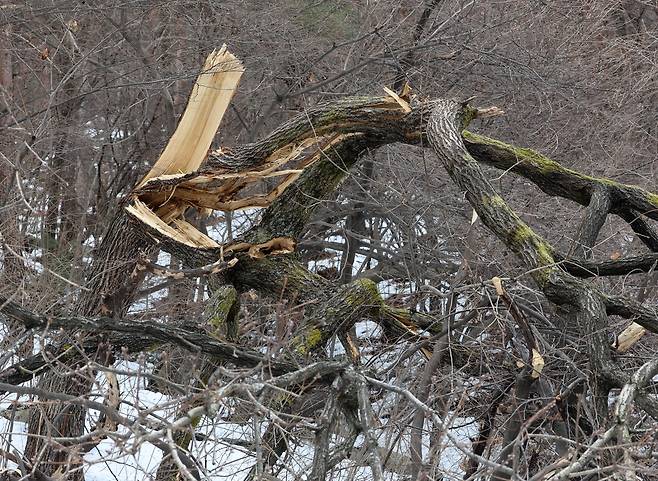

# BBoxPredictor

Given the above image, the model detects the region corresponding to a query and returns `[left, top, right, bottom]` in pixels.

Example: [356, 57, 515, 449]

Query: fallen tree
[2, 47, 658, 480]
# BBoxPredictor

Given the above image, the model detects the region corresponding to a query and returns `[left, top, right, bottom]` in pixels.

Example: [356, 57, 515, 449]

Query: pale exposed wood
[131, 126, 352, 252]
[140, 133, 345, 208]
[126, 199, 296, 256]
[614, 322, 646, 353]
[125, 200, 220, 248]
[102, 372, 120, 432]
[137, 46, 244, 188]
[383, 86, 411, 113]
[171, 219, 221, 248]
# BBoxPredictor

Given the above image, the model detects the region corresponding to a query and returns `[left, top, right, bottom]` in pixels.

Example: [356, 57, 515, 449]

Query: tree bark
[23, 214, 158, 478]
[7, 92, 658, 478]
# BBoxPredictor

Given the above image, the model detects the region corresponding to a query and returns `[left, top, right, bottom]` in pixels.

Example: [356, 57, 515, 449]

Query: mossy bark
[463, 131, 658, 222]
[428, 100, 619, 431]
[155, 284, 240, 481]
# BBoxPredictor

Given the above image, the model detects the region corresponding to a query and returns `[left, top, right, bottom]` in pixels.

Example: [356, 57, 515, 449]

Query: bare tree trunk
[0, 25, 30, 356]
[24, 214, 155, 479]
[155, 283, 239, 481]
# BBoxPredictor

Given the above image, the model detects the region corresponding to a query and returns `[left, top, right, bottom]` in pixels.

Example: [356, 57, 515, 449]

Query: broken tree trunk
[23, 47, 243, 479]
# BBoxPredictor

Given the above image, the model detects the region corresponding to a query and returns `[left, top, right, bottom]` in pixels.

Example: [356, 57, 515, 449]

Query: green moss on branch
[463, 130, 658, 220]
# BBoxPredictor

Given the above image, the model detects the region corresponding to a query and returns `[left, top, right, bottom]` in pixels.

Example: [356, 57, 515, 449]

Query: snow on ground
[86, 440, 163, 481]
[0, 354, 477, 481]
[0, 249, 478, 481]
[0, 416, 27, 471]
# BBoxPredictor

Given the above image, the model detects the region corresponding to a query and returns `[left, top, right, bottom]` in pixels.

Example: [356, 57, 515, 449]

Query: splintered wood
[126, 47, 412, 259]
[614, 322, 646, 353]
[137, 46, 244, 187]
[126, 46, 302, 258]
[127, 46, 243, 252]
[126, 199, 220, 248]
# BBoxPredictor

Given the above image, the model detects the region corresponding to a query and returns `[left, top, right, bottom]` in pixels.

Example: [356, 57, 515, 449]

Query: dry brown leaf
[400, 82, 412, 100]
[531, 348, 544, 379]
[491, 276, 504, 296]
[471, 209, 479, 225]
[247, 237, 295, 258]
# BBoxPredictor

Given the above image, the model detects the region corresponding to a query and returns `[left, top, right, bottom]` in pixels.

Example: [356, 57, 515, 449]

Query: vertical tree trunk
[24, 214, 155, 479]
[24, 46, 243, 479]
[155, 284, 239, 481]
[0, 25, 30, 355]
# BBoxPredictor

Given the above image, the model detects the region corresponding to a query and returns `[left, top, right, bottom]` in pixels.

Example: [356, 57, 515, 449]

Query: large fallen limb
[427, 100, 625, 427]
[117, 83, 658, 298]
[4, 92, 657, 388]
[463, 132, 658, 222]
[6, 95, 658, 388]
[0, 295, 296, 375]
[8, 52, 658, 476]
